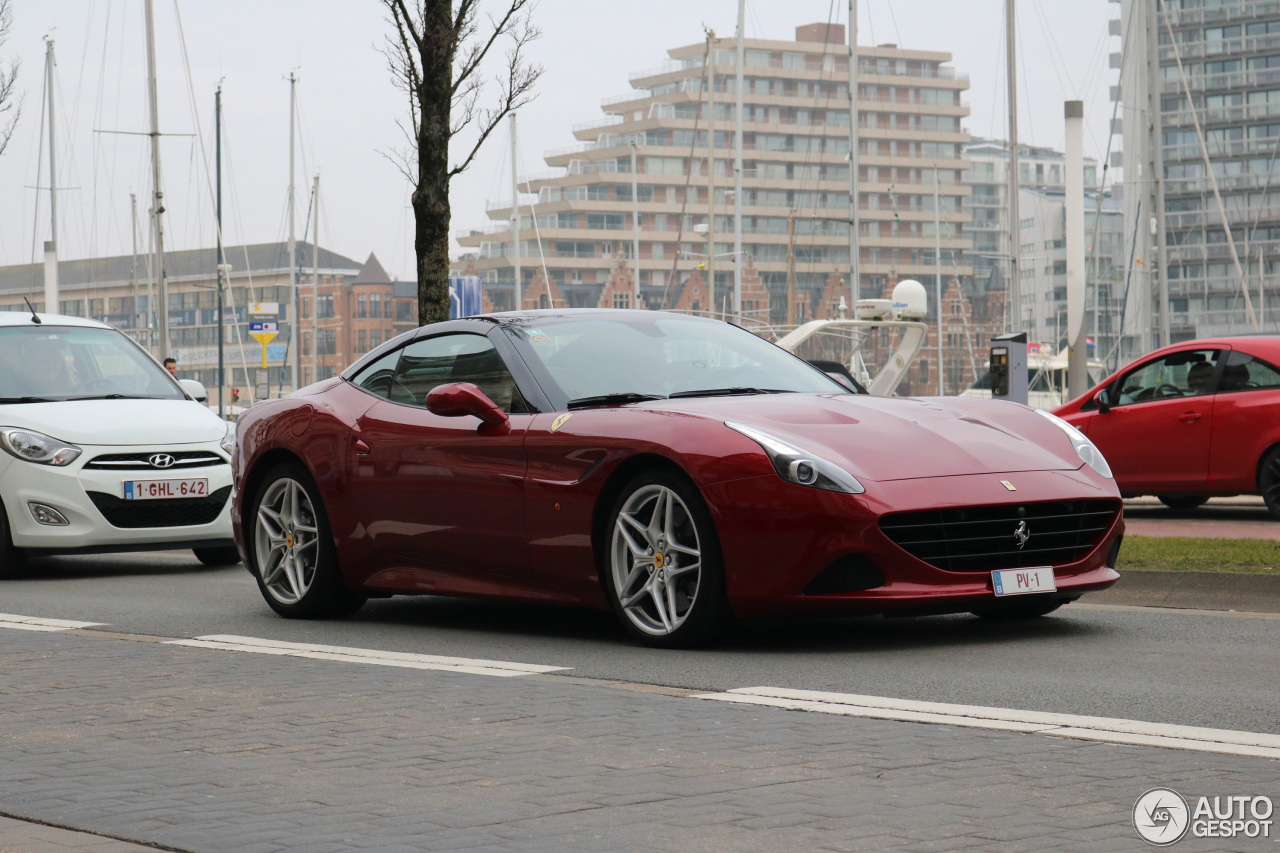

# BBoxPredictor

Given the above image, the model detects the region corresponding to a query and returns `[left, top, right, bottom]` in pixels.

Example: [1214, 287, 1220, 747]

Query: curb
[1094, 569, 1280, 613]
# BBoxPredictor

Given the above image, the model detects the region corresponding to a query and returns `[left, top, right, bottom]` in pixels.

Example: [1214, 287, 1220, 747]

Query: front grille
[84, 451, 227, 471]
[87, 486, 232, 529]
[879, 499, 1121, 573]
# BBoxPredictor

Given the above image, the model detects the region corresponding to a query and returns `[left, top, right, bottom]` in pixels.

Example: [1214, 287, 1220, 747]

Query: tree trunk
[415, 1, 456, 326]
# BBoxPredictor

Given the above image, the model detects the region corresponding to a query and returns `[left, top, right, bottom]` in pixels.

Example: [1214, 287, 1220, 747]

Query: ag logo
[1134, 788, 1190, 846]
[551, 413, 572, 433]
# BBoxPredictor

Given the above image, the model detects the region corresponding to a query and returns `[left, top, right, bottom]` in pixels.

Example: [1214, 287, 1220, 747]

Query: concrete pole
[1065, 101, 1088, 400]
[43, 39, 58, 313]
[144, 0, 169, 359]
[510, 113, 522, 310]
[847, 0, 860, 308]
[1148, 0, 1170, 348]
[1006, 0, 1022, 333]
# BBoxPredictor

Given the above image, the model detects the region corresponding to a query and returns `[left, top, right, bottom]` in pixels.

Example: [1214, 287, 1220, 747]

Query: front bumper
[707, 467, 1123, 618]
[1, 445, 235, 553]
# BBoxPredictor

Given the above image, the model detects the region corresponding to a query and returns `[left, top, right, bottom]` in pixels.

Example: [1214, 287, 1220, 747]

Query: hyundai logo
[1013, 520, 1030, 550]
[148, 453, 177, 469]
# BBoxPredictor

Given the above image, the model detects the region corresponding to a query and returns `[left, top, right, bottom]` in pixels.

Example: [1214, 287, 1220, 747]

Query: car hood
[652, 394, 1080, 482]
[0, 398, 227, 446]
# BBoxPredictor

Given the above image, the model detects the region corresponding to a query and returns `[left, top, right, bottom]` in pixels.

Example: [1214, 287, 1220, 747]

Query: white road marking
[694, 687, 1280, 760]
[0, 613, 104, 632]
[165, 634, 570, 678]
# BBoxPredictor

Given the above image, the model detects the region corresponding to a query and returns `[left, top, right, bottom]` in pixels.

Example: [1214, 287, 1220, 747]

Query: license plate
[123, 478, 209, 501]
[991, 567, 1056, 596]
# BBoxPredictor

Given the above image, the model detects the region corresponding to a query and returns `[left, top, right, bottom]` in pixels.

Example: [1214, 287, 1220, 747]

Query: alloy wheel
[255, 477, 320, 605]
[610, 483, 703, 636]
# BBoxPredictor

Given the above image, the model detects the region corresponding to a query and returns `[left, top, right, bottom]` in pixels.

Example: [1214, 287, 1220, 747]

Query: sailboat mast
[216, 84, 225, 418]
[43, 39, 58, 314]
[312, 174, 320, 386]
[288, 72, 298, 393]
[847, 0, 860, 309]
[511, 112, 522, 310]
[733, 0, 745, 319]
[706, 30, 715, 316]
[1006, 0, 1022, 333]
[130, 193, 139, 333]
[144, 0, 169, 360]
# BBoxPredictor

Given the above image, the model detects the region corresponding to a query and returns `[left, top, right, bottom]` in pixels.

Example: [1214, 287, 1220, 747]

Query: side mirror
[425, 382, 509, 429]
[1095, 387, 1112, 413]
[179, 378, 208, 403]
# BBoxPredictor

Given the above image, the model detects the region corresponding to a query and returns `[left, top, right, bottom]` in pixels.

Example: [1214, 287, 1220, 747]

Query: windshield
[0, 325, 185, 402]
[514, 314, 845, 402]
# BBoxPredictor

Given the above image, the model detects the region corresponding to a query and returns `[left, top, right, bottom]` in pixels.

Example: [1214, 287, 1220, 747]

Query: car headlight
[1034, 409, 1113, 479]
[725, 421, 865, 494]
[0, 428, 82, 467]
[220, 422, 237, 457]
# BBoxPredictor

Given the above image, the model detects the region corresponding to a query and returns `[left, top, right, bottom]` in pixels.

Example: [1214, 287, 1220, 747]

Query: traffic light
[232, 388, 240, 405]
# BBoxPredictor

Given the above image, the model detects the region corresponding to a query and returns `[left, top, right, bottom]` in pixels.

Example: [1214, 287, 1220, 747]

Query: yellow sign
[551, 413, 572, 433]
[1001, 480, 1017, 491]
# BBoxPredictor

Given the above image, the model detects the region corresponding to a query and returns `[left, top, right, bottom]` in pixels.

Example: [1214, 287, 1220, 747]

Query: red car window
[1220, 350, 1280, 392]
[1113, 349, 1221, 405]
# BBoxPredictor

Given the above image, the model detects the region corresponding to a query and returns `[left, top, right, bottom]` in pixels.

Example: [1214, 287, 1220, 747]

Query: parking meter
[990, 332, 1028, 405]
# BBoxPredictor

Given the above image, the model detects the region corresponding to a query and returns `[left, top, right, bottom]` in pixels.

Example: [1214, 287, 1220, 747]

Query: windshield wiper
[0, 396, 57, 404]
[566, 392, 667, 410]
[668, 387, 792, 399]
[67, 394, 157, 401]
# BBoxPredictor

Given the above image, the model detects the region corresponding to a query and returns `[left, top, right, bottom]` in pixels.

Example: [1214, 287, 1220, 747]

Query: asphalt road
[4, 548, 1278, 737]
[1123, 495, 1280, 539]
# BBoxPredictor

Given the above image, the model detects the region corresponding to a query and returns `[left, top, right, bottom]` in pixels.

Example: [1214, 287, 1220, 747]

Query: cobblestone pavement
[1, 626, 1277, 852]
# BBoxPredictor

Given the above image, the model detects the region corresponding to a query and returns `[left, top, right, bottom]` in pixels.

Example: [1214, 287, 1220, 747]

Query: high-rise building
[1118, 0, 1280, 354]
[456, 23, 973, 329]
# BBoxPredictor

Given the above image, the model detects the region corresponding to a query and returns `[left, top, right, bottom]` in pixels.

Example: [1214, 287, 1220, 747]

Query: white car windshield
[0, 325, 185, 402]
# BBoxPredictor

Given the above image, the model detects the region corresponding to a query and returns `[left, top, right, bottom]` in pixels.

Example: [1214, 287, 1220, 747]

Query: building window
[370, 329, 383, 349]
[357, 330, 367, 353]
[317, 330, 336, 356]
[371, 293, 383, 318]
[396, 300, 414, 321]
[317, 295, 334, 318]
[357, 294, 368, 318]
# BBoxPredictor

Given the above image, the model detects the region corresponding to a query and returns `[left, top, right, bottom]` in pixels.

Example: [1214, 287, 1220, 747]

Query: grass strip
[1121, 535, 1280, 573]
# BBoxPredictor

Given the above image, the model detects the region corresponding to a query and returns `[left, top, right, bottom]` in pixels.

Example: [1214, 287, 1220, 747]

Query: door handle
[1179, 412, 1202, 423]
[355, 439, 372, 456]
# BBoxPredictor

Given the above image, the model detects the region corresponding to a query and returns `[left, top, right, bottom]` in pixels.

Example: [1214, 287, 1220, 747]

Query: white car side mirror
[179, 378, 208, 403]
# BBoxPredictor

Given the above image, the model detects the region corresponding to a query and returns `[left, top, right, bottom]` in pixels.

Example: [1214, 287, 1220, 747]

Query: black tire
[1261, 447, 1280, 521]
[193, 545, 243, 566]
[0, 499, 25, 580]
[971, 598, 1064, 621]
[1157, 495, 1209, 511]
[247, 462, 366, 618]
[600, 468, 730, 648]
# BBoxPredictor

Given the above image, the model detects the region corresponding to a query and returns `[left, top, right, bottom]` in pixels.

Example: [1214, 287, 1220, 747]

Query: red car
[232, 310, 1122, 646]
[1053, 336, 1280, 518]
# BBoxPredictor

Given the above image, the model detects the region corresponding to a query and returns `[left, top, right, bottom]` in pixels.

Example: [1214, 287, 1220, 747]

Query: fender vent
[804, 555, 885, 595]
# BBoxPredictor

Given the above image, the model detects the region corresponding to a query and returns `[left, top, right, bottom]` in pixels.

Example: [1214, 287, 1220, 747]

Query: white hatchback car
[0, 312, 238, 575]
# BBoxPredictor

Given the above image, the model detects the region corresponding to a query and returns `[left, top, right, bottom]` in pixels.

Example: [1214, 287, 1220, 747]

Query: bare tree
[381, 0, 542, 323]
[0, 0, 21, 157]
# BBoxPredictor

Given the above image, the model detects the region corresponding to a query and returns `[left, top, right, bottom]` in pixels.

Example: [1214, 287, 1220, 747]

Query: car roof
[1153, 335, 1280, 353]
[484, 308, 722, 329]
[0, 312, 112, 330]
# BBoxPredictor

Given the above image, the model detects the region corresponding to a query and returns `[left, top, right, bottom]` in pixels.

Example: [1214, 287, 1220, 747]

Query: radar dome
[891, 279, 928, 320]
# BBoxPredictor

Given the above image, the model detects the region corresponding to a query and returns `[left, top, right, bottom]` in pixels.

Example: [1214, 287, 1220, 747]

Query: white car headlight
[0, 428, 82, 467]
[726, 421, 865, 494]
[1034, 409, 1113, 479]
[220, 422, 237, 457]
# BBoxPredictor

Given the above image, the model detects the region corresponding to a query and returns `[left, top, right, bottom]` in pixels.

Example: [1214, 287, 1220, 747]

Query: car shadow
[5, 551, 236, 580]
[348, 593, 1107, 655]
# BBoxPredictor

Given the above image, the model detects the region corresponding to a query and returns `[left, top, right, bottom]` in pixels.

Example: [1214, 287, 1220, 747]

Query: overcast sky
[0, 0, 1116, 282]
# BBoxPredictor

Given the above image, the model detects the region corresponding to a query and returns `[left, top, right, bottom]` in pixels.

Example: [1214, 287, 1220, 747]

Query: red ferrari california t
[231, 310, 1122, 646]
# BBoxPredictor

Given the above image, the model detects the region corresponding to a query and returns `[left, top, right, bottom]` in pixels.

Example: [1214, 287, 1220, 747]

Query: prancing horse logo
[1013, 520, 1030, 549]
[148, 453, 177, 469]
